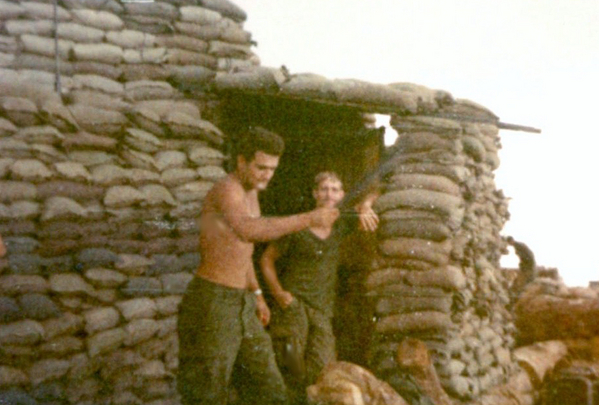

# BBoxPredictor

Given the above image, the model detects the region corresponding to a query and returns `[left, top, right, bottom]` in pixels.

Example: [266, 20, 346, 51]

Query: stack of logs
[366, 106, 516, 401]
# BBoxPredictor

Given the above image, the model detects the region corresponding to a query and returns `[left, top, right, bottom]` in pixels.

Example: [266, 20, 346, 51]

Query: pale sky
[234, 0, 599, 286]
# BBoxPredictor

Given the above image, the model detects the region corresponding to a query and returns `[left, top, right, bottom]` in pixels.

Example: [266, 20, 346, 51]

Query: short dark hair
[236, 127, 285, 162]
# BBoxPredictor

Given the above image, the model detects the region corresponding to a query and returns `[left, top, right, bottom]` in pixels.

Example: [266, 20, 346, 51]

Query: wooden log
[513, 340, 568, 388]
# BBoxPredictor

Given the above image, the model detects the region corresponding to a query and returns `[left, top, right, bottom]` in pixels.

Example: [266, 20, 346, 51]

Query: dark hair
[236, 127, 285, 162]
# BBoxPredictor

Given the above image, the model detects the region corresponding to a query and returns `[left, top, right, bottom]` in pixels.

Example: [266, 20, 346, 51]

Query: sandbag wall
[0, 0, 255, 403]
[367, 109, 516, 401]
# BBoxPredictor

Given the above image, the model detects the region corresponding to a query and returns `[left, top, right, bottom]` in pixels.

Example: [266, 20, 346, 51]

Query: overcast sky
[234, 0, 599, 287]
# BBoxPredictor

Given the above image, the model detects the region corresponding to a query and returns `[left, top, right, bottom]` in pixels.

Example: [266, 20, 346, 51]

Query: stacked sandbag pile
[367, 100, 515, 401]
[0, 0, 251, 403]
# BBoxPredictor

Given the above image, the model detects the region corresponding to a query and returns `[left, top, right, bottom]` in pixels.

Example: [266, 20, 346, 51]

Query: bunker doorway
[218, 93, 384, 366]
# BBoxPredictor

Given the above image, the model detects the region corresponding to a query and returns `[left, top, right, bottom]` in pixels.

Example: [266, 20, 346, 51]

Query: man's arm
[247, 264, 270, 326]
[355, 191, 380, 232]
[218, 180, 339, 242]
[260, 243, 294, 309]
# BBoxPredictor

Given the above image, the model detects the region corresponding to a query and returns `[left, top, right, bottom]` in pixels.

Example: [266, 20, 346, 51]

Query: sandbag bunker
[0, 0, 539, 404]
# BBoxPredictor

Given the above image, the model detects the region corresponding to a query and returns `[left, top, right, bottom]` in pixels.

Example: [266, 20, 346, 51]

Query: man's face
[313, 178, 344, 208]
[238, 151, 280, 191]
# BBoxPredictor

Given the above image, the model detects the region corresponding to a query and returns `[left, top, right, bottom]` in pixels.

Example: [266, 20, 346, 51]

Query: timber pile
[368, 106, 516, 400]
[0, 0, 253, 403]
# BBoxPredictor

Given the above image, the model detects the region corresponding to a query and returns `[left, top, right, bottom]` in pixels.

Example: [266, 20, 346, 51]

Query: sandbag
[66, 90, 131, 112]
[106, 30, 156, 48]
[333, 79, 418, 113]
[394, 132, 462, 154]
[123, 48, 166, 64]
[164, 112, 224, 145]
[139, 184, 176, 206]
[128, 168, 159, 185]
[0, 35, 17, 53]
[31, 144, 65, 163]
[376, 311, 452, 334]
[0, 97, 40, 126]
[0, 117, 17, 136]
[5, 20, 53, 36]
[124, 128, 162, 153]
[36, 180, 105, 200]
[0, 181, 37, 202]
[40, 99, 79, 133]
[7, 200, 40, 220]
[196, 165, 226, 181]
[69, 151, 117, 167]
[72, 43, 124, 65]
[165, 48, 217, 68]
[156, 34, 208, 53]
[200, 0, 247, 22]
[124, 1, 178, 19]
[0, 158, 13, 178]
[136, 100, 201, 120]
[375, 296, 453, 316]
[175, 21, 222, 41]
[21, 34, 73, 59]
[0, 51, 13, 67]
[72, 9, 124, 31]
[41, 196, 88, 221]
[173, 181, 213, 202]
[68, 105, 128, 135]
[208, 40, 252, 58]
[12, 53, 74, 76]
[127, 106, 166, 136]
[179, 6, 222, 25]
[54, 162, 91, 182]
[62, 131, 117, 151]
[404, 266, 466, 291]
[379, 218, 452, 241]
[218, 19, 251, 44]
[125, 80, 174, 101]
[62, 0, 124, 14]
[379, 238, 451, 267]
[91, 164, 130, 186]
[57, 22, 104, 43]
[0, 1, 24, 20]
[21, 2, 71, 20]
[72, 74, 124, 95]
[0, 138, 31, 160]
[374, 189, 463, 218]
[161, 168, 198, 187]
[71, 61, 123, 80]
[154, 150, 187, 171]
[167, 65, 216, 88]
[120, 64, 169, 81]
[122, 16, 171, 35]
[10, 159, 53, 182]
[104, 185, 144, 208]
[385, 174, 461, 196]
[461, 136, 486, 162]
[120, 148, 156, 171]
[13, 126, 64, 145]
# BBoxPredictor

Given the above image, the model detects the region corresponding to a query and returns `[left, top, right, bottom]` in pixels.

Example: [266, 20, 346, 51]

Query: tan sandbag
[124, 128, 162, 153]
[365, 268, 404, 291]
[0, 117, 17, 136]
[41, 196, 87, 221]
[137, 100, 201, 120]
[21, 34, 74, 59]
[0, 35, 17, 53]
[120, 148, 156, 171]
[105, 30, 155, 49]
[0, 1, 24, 19]
[155, 34, 208, 53]
[71, 9, 124, 31]
[125, 80, 174, 101]
[21, 2, 71, 20]
[208, 40, 252, 58]
[0, 97, 40, 126]
[38, 100, 78, 133]
[180, 6, 222, 24]
[120, 64, 169, 81]
[462, 136, 486, 162]
[404, 266, 466, 291]
[71, 61, 122, 80]
[12, 53, 74, 76]
[123, 1, 178, 19]
[139, 184, 176, 206]
[385, 173, 461, 196]
[8, 200, 40, 220]
[128, 168, 159, 185]
[173, 181, 213, 202]
[0, 158, 13, 178]
[91, 164, 130, 186]
[174, 21, 222, 41]
[160, 168, 198, 187]
[201, 0, 247, 22]
[54, 162, 91, 182]
[69, 151, 117, 167]
[72, 43, 124, 65]
[391, 116, 463, 138]
[164, 111, 222, 140]
[31, 144, 65, 164]
[104, 185, 144, 208]
[5, 19, 54, 35]
[0, 138, 31, 160]
[379, 218, 452, 241]
[13, 126, 64, 145]
[0, 181, 37, 202]
[196, 165, 226, 181]
[127, 106, 166, 136]
[307, 361, 408, 405]
[72, 74, 124, 95]
[217, 57, 254, 71]
[154, 150, 187, 171]
[66, 90, 131, 112]
[374, 189, 463, 218]
[375, 296, 452, 316]
[394, 132, 462, 154]
[389, 163, 469, 185]
[62, 0, 124, 14]
[10, 159, 53, 182]
[36, 180, 105, 201]
[123, 48, 166, 65]
[188, 145, 225, 166]
[122, 15, 171, 35]
[165, 48, 216, 68]
[332, 79, 418, 113]
[57, 22, 104, 43]
[218, 19, 251, 44]
[68, 105, 128, 135]
[0, 51, 14, 67]
[167, 65, 215, 87]
[379, 238, 451, 266]
[376, 311, 452, 334]
[62, 131, 117, 151]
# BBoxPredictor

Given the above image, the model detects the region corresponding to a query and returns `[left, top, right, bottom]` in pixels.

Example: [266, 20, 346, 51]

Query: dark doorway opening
[217, 92, 383, 366]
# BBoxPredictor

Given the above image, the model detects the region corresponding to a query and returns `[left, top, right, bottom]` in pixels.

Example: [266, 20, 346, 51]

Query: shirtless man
[177, 127, 339, 405]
